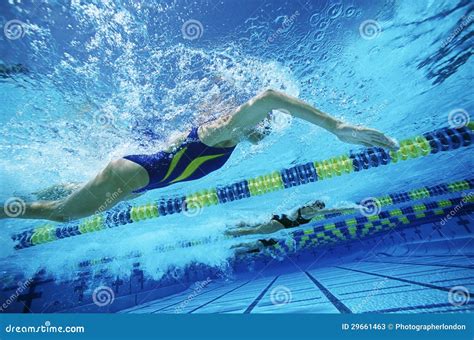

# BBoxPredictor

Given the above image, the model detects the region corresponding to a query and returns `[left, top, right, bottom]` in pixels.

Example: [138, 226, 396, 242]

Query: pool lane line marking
[334, 266, 466, 293]
[243, 276, 280, 314]
[123, 289, 189, 313]
[304, 271, 352, 313]
[149, 283, 230, 314]
[187, 280, 252, 314]
[360, 259, 474, 270]
[338, 284, 412, 296]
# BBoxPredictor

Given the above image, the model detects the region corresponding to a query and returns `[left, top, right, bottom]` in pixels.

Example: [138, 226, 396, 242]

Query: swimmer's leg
[33, 182, 145, 202]
[226, 220, 284, 237]
[1, 159, 149, 222]
[232, 241, 261, 256]
[33, 182, 83, 201]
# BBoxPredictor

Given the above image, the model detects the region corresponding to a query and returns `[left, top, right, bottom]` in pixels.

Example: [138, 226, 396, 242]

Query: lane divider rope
[12, 124, 473, 249]
[78, 192, 473, 269]
[270, 195, 474, 255]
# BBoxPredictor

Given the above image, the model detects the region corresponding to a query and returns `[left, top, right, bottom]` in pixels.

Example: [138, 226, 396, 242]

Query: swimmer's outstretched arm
[310, 206, 356, 216]
[200, 89, 398, 150]
[225, 206, 355, 237]
[225, 220, 285, 237]
[231, 241, 261, 256]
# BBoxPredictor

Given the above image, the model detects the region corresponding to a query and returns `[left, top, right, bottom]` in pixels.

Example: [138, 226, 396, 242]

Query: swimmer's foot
[335, 123, 399, 151]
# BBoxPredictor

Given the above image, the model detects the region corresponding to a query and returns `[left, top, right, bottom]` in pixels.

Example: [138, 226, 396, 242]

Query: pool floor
[121, 252, 474, 314]
[1, 198, 472, 314]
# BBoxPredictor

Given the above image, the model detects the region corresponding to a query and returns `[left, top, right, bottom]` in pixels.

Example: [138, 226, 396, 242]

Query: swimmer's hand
[335, 123, 399, 151]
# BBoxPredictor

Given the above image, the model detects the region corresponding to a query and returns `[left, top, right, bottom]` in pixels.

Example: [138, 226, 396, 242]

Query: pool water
[0, 0, 472, 313]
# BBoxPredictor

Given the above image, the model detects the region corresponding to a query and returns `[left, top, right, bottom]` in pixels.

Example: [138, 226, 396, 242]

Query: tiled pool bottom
[121, 253, 474, 314]
[2, 207, 472, 314]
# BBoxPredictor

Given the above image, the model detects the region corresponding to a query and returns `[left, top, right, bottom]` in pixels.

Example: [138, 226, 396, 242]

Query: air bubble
[320, 52, 329, 62]
[314, 30, 325, 42]
[309, 13, 320, 27]
[318, 18, 330, 30]
[310, 43, 321, 52]
[327, 3, 344, 19]
[345, 6, 356, 18]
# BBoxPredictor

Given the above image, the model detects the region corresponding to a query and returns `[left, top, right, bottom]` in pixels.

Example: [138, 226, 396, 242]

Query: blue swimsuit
[124, 127, 235, 193]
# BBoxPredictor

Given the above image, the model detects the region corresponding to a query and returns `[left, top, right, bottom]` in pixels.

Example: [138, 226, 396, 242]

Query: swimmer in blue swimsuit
[3, 89, 398, 222]
[123, 126, 236, 193]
